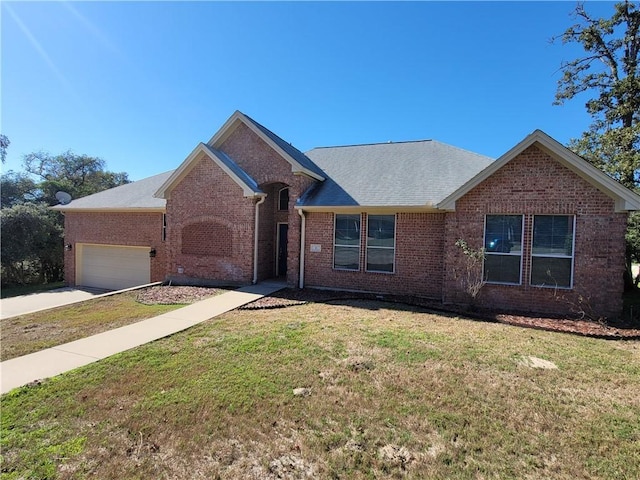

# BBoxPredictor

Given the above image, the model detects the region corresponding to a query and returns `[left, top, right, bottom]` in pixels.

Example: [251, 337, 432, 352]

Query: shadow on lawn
[241, 287, 640, 340]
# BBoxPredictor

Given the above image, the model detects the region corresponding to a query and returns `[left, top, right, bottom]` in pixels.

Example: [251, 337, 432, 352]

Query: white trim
[365, 214, 396, 274]
[438, 130, 640, 213]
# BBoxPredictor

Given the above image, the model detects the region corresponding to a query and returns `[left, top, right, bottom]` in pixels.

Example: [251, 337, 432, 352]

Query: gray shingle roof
[300, 140, 494, 208]
[52, 170, 173, 211]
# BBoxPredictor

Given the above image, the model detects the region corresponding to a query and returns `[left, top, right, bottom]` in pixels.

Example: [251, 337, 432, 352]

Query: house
[53, 111, 640, 318]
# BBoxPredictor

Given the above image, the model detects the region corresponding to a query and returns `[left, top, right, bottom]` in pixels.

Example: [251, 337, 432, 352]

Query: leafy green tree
[0, 203, 63, 285]
[0, 134, 9, 163]
[1, 171, 39, 207]
[0, 150, 129, 286]
[23, 150, 130, 205]
[554, 1, 640, 287]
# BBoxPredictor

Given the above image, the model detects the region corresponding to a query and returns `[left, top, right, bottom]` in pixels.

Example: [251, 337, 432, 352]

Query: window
[162, 213, 167, 242]
[531, 215, 575, 288]
[366, 215, 396, 273]
[334, 214, 360, 270]
[483, 215, 523, 284]
[278, 187, 289, 211]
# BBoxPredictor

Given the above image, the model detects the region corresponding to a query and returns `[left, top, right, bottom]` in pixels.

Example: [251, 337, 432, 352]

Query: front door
[277, 223, 288, 277]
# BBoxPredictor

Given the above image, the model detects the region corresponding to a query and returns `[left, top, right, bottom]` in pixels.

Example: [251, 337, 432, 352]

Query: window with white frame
[483, 215, 523, 284]
[366, 214, 396, 273]
[531, 215, 575, 288]
[334, 214, 361, 270]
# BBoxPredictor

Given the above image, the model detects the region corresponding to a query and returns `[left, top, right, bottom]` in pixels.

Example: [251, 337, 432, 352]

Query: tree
[23, 150, 130, 205]
[0, 134, 9, 163]
[1, 171, 39, 207]
[554, 1, 640, 288]
[0, 150, 130, 286]
[0, 203, 63, 285]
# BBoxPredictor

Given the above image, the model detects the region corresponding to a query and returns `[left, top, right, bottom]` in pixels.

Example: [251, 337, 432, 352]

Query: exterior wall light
[149, 248, 157, 258]
[64, 243, 73, 251]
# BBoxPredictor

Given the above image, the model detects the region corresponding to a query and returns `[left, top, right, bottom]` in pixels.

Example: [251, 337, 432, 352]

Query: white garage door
[78, 244, 150, 290]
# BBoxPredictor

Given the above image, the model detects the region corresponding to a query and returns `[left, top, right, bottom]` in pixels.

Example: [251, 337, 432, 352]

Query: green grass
[1, 300, 639, 479]
[0, 282, 65, 299]
[0, 292, 184, 360]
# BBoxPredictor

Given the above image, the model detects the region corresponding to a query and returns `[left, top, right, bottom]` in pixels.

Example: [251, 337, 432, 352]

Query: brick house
[54, 111, 640, 318]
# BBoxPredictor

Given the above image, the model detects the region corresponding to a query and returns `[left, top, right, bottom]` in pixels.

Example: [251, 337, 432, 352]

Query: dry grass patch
[2, 300, 639, 479]
[0, 292, 184, 360]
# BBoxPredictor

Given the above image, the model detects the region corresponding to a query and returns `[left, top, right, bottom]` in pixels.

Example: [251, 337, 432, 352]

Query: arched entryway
[256, 182, 291, 281]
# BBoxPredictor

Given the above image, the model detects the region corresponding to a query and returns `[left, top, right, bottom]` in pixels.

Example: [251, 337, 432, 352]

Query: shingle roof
[52, 170, 173, 211]
[300, 140, 494, 208]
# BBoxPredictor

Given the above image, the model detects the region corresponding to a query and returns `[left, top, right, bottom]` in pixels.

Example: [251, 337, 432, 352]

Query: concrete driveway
[0, 287, 108, 319]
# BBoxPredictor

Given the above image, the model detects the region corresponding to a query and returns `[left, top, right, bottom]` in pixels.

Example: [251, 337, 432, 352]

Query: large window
[483, 215, 523, 284]
[531, 215, 575, 288]
[366, 215, 396, 273]
[334, 214, 361, 270]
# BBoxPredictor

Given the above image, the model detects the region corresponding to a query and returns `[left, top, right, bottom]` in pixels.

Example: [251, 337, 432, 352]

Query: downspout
[298, 208, 306, 289]
[253, 195, 266, 284]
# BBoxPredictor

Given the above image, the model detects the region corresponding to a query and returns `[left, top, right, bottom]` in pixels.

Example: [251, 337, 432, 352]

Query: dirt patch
[241, 288, 640, 339]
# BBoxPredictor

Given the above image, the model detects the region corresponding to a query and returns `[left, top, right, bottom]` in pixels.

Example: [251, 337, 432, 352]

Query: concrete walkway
[0, 281, 284, 395]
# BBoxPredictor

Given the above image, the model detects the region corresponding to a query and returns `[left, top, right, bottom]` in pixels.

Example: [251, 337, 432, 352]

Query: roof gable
[154, 143, 264, 199]
[208, 111, 325, 181]
[437, 129, 640, 212]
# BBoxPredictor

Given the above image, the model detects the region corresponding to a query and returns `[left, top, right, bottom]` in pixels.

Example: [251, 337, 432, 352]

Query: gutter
[252, 195, 266, 284]
[298, 208, 306, 288]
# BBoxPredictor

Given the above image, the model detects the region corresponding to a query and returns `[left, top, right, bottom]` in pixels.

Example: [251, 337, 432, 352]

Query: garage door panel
[78, 244, 150, 290]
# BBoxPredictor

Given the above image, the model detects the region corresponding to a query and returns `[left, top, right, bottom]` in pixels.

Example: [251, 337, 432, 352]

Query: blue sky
[2, 1, 615, 181]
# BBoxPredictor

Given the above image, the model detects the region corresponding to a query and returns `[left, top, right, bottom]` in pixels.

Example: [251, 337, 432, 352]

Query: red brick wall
[62, 211, 166, 285]
[162, 124, 317, 286]
[166, 153, 256, 284]
[217, 124, 316, 286]
[443, 145, 627, 317]
[303, 212, 445, 299]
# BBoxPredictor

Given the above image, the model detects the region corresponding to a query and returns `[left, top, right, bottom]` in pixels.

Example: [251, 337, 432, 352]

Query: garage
[77, 244, 151, 290]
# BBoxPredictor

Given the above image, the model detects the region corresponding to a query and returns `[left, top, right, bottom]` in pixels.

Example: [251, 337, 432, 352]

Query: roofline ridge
[308, 139, 434, 150]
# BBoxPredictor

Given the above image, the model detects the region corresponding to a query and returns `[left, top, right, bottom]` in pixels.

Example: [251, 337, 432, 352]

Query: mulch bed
[137, 286, 640, 340]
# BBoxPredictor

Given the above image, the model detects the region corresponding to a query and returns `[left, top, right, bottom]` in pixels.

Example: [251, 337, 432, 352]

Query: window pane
[485, 215, 522, 253]
[335, 214, 360, 246]
[334, 246, 359, 270]
[367, 215, 395, 247]
[533, 216, 573, 256]
[531, 257, 572, 287]
[278, 188, 289, 211]
[367, 248, 394, 273]
[484, 254, 521, 284]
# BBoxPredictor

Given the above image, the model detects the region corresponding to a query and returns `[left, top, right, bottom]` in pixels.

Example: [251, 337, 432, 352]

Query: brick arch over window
[181, 220, 232, 256]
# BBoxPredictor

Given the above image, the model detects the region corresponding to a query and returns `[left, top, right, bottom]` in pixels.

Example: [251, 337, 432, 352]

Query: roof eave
[50, 207, 166, 213]
[295, 204, 441, 214]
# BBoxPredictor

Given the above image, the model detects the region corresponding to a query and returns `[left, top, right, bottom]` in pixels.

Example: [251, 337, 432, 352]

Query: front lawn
[2, 298, 638, 479]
